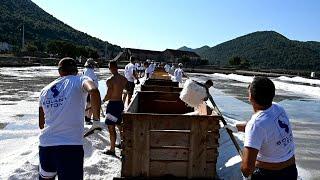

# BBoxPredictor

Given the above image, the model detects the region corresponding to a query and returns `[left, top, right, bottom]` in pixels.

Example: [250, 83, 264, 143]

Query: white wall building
[0, 42, 12, 52]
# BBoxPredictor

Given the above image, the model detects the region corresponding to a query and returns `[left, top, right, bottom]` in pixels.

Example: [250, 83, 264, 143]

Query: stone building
[113, 48, 201, 63]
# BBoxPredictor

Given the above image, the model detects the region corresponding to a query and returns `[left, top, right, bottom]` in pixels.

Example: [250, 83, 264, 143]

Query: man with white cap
[174, 63, 186, 85]
[83, 58, 99, 124]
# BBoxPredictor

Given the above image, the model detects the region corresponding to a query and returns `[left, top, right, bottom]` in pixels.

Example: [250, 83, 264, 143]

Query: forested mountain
[0, 0, 121, 58]
[196, 31, 320, 71]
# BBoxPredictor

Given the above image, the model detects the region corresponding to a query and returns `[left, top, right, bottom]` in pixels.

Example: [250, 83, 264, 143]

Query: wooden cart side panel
[207, 116, 221, 131]
[149, 115, 192, 130]
[121, 115, 134, 177]
[150, 148, 189, 161]
[206, 162, 216, 177]
[140, 99, 192, 114]
[206, 149, 218, 162]
[127, 94, 139, 113]
[132, 117, 150, 176]
[122, 94, 222, 179]
[139, 91, 181, 101]
[141, 85, 182, 92]
[150, 161, 188, 177]
[188, 119, 208, 178]
[146, 114, 221, 130]
[144, 80, 179, 87]
[150, 131, 190, 147]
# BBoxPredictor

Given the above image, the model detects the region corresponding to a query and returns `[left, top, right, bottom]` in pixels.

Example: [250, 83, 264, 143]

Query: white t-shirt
[135, 63, 140, 70]
[83, 67, 98, 87]
[145, 66, 153, 78]
[244, 103, 295, 163]
[39, 75, 92, 146]
[150, 63, 155, 72]
[124, 63, 136, 82]
[164, 64, 170, 72]
[174, 68, 184, 83]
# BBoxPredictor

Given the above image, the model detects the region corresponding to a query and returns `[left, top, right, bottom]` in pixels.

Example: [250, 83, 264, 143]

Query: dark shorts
[39, 145, 84, 180]
[125, 81, 135, 95]
[105, 101, 124, 125]
[251, 164, 298, 180]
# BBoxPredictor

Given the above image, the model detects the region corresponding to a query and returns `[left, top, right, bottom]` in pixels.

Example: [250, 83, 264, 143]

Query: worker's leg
[122, 93, 127, 107]
[116, 124, 123, 148]
[107, 125, 116, 152]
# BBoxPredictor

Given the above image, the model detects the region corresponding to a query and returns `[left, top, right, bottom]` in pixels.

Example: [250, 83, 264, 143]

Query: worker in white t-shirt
[139, 61, 145, 77]
[174, 63, 186, 85]
[123, 56, 140, 107]
[143, 61, 153, 79]
[83, 58, 99, 125]
[169, 63, 175, 75]
[38, 57, 102, 179]
[134, 62, 140, 77]
[150, 61, 156, 72]
[226, 76, 297, 179]
[164, 63, 170, 73]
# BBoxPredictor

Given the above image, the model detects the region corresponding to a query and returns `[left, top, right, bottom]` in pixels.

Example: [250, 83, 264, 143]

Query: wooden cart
[140, 85, 182, 92]
[144, 79, 179, 87]
[120, 91, 221, 179]
[150, 69, 171, 80]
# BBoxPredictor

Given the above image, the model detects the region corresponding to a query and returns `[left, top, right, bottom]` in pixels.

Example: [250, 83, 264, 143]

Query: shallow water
[0, 67, 320, 179]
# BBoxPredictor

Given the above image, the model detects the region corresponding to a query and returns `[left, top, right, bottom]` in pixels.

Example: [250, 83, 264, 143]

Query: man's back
[124, 63, 135, 82]
[39, 75, 90, 146]
[107, 74, 127, 101]
[245, 103, 295, 163]
[83, 68, 98, 87]
[174, 68, 183, 82]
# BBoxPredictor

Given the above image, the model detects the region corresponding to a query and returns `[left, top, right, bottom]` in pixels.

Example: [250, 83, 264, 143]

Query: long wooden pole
[207, 94, 243, 157]
[186, 76, 243, 157]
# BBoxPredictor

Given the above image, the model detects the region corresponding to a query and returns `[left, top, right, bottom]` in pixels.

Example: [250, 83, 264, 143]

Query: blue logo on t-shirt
[50, 85, 60, 98]
[278, 119, 289, 133]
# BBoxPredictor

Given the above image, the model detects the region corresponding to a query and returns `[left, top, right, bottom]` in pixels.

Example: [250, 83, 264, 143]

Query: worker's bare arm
[39, 107, 45, 129]
[236, 122, 247, 132]
[103, 79, 112, 102]
[241, 147, 259, 177]
[83, 80, 101, 120]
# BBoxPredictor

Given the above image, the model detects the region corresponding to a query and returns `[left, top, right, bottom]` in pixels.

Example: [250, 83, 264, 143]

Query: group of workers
[37, 57, 297, 180]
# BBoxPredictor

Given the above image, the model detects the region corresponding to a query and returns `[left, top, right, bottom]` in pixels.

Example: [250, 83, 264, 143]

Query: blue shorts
[39, 145, 84, 180]
[105, 101, 124, 125]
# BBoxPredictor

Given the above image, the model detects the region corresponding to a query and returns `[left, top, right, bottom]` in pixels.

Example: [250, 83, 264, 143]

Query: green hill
[199, 31, 320, 71]
[0, 0, 121, 58]
[178, 45, 210, 56]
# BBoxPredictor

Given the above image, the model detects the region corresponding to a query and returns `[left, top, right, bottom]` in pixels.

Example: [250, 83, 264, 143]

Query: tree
[229, 56, 250, 69]
[25, 43, 38, 56]
[229, 56, 242, 66]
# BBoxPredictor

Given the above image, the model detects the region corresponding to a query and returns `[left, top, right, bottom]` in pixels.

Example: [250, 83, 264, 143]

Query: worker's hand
[136, 79, 140, 85]
[102, 100, 108, 108]
[224, 124, 238, 133]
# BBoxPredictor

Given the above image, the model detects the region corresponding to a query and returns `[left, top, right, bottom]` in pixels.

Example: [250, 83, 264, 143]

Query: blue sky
[31, 0, 320, 50]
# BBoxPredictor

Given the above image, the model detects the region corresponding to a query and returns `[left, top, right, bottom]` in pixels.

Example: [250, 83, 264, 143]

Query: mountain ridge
[0, 0, 121, 58]
[180, 31, 320, 71]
